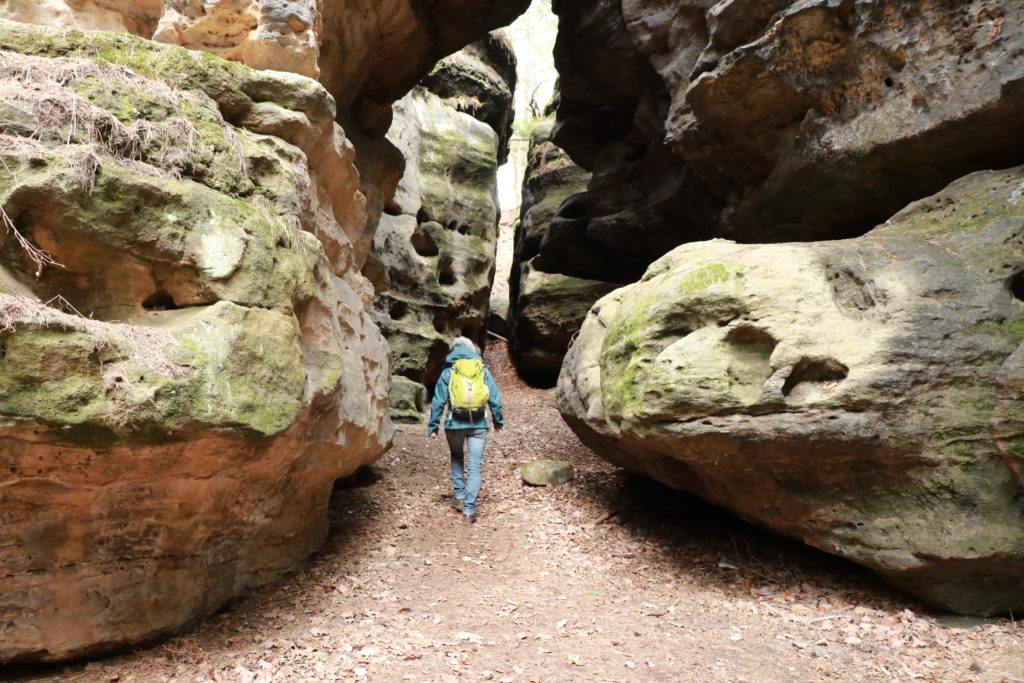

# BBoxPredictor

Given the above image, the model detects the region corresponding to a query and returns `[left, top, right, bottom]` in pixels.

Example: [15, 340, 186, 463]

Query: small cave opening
[554, 192, 589, 221]
[884, 76, 894, 87]
[142, 289, 180, 311]
[389, 300, 410, 320]
[782, 357, 849, 397]
[1009, 271, 1024, 301]
[724, 324, 777, 350]
[437, 259, 457, 286]
[411, 226, 440, 256]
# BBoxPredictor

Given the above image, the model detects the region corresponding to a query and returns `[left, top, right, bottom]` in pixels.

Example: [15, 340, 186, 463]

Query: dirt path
[15, 342, 1024, 683]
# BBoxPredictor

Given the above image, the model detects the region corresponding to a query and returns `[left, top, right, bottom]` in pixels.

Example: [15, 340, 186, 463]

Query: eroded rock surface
[365, 36, 515, 420]
[508, 119, 617, 386]
[0, 0, 531, 662]
[552, 0, 1024, 249]
[0, 0, 532, 257]
[557, 166, 1024, 615]
[0, 23, 392, 663]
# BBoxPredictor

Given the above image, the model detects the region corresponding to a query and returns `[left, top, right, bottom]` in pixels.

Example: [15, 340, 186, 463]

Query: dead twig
[591, 505, 630, 526]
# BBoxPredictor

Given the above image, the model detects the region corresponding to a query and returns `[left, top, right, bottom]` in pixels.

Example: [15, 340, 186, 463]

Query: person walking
[428, 336, 503, 525]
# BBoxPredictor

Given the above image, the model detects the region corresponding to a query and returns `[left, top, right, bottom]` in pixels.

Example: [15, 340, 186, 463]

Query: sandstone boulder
[0, 24, 391, 663]
[557, 166, 1024, 615]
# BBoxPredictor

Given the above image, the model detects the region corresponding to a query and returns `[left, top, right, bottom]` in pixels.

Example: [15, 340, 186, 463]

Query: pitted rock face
[556, 166, 1024, 615]
[0, 0, 320, 76]
[0, 23, 391, 663]
[552, 0, 1024, 250]
[366, 34, 517, 420]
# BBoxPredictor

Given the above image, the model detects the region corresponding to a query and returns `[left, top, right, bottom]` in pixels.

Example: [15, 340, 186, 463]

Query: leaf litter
[10, 340, 1023, 682]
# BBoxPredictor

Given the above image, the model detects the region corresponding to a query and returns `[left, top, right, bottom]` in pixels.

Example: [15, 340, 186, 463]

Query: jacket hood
[444, 346, 481, 366]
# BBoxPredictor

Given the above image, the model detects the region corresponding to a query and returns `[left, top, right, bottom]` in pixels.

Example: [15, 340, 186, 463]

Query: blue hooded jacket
[428, 347, 503, 435]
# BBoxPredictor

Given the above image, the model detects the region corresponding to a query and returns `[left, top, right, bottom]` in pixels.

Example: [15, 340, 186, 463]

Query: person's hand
[430, 432, 438, 439]
[495, 427, 502, 433]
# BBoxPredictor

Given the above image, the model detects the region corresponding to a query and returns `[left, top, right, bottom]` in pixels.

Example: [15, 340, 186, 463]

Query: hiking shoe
[452, 498, 464, 512]
[462, 513, 476, 526]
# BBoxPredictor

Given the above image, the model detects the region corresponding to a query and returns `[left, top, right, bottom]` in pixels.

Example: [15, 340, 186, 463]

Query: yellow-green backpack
[449, 358, 489, 418]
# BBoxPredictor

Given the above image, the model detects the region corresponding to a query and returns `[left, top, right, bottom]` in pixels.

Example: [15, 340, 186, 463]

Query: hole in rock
[725, 325, 777, 348]
[389, 300, 410, 320]
[438, 260, 457, 286]
[782, 357, 849, 397]
[884, 76, 894, 87]
[411, 226, 439, 256]
[142, 289, 179, 311]
[555, 193, 589, 221]
[1010, 272, 1024, 301]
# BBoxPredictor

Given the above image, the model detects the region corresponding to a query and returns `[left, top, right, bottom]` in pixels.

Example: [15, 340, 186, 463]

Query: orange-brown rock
[0, 23, 390, 663]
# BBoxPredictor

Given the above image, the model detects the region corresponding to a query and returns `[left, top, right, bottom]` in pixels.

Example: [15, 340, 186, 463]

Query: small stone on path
[521, 459, 574, 486]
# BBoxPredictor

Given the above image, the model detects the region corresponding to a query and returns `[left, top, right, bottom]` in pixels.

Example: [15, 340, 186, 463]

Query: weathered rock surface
[420, 32, 518, 165]
[0, 1, 532, 258]
[508, 119, 617, 386]
[557, 166, 1024, 615]
[0, 0, 530, 662]
[365, 37, 515, 420]
[0, 23, 393, 663]
[552, 0, 1024, 249]
[521, 459, 574, 486]
[0, 0, 321, 77]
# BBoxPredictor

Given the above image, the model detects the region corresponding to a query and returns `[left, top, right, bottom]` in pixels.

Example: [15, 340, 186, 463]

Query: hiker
[428, 336, 504, 525]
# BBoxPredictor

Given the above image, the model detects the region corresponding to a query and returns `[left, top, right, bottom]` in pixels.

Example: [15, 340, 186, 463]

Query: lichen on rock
[367, 35, 515, 421]
[0, 22, 391, 663]
[557, 165, 1024, 615]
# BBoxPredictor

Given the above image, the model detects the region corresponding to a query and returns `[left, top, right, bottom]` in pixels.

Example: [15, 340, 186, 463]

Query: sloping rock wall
[557, 166, 1024, 615]
[550, 0, 1024, 252]
[365, 36, 515, 421]
[507, 119, 618, 386]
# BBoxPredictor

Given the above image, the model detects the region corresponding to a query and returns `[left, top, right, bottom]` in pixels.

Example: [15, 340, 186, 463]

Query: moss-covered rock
[369, 38, 512, 405]
[557, 166, 1024, 615]
[389, 374, 429, 424]
[521, 459, 574, 486]
[0, 21, 391, 664]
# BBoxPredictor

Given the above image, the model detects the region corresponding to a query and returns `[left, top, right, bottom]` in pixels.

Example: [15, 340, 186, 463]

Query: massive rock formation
[557, 166, 1024, 615]
[552, 0, 1024, 246]
[364, 35, 515, 422]
[0, 0, 529, 664]
[0, 23, 389, 662]
[507, 119, 618, 386]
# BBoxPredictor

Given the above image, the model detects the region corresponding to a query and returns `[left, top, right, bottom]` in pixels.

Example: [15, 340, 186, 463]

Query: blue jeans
[446, 428, 488, 515]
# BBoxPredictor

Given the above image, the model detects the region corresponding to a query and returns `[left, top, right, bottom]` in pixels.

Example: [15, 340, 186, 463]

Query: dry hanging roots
[0, 292, 185, 380]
